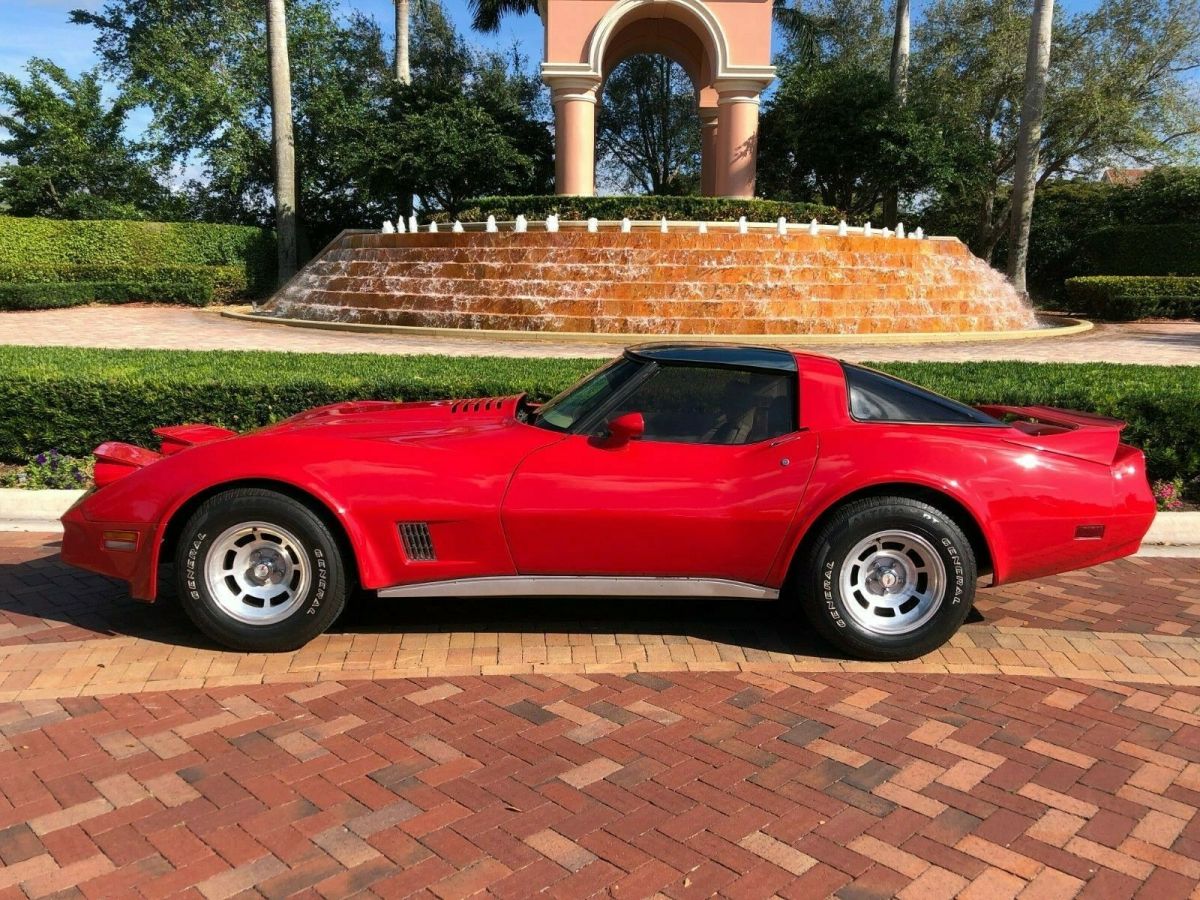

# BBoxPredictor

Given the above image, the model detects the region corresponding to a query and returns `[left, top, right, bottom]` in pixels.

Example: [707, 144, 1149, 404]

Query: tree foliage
[0, 59, 175, 219]
[597, 55, 701, 195]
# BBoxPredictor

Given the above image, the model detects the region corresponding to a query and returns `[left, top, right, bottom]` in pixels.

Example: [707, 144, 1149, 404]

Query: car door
[501, 361, 819, 586]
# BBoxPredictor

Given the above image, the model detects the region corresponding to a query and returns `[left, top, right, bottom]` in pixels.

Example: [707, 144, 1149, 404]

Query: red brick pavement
[1, 670, 1199, 898]
[4, 536, 1200, 649]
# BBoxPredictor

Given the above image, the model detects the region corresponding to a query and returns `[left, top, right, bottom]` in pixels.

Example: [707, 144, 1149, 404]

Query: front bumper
[60, 498, 159, 601]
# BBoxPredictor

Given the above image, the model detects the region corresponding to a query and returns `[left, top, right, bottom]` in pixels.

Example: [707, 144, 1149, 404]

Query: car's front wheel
[798, 496, 977, 661]
[174, 488, 347, 652]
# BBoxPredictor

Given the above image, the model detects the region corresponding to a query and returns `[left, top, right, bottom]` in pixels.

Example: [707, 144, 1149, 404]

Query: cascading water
[258, 224, 1038, 336]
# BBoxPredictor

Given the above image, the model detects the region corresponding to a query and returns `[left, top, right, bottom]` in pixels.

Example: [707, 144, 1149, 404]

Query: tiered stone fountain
[254, 220, 1040, 338]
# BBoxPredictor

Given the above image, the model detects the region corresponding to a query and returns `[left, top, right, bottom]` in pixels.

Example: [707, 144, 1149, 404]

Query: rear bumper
[993, 508, 1156, 585]
[60, 499, 158, 601]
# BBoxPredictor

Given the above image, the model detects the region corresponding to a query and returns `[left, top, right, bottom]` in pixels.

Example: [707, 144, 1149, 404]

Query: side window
[844, 364, 1000, 425]
[605, 365, 796, 445]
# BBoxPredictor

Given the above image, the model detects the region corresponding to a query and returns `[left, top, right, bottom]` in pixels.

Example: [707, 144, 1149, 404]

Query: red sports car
[61, 344, 1155, 660]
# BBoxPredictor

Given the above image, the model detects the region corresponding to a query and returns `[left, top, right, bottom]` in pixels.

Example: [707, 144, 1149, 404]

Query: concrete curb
[2, 488, 1198, 547]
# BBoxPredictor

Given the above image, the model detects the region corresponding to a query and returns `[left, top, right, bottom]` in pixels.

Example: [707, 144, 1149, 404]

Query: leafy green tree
[916, 0, 1200, 261]
[0, 59, 174, 219]
[597, 55, 701, 195]
[757, 62, 986, 217]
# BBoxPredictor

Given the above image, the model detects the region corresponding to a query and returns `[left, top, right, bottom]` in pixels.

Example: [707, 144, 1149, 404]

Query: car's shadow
[0, 543, 983, 660]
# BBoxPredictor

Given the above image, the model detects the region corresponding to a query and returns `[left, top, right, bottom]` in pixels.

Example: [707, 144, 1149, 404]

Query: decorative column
[715, 80, 764, 198]
[548, 76, 601, 197]
[699, 107, 719, 197]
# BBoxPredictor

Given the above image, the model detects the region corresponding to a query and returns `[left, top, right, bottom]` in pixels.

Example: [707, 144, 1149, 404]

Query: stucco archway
[539, 0, 774, 197]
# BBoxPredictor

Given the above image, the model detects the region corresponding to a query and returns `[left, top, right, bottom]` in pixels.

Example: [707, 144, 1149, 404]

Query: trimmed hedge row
[0, 216, 276, 298]
[1064, 276, 1200, 321]
[1076, 224, 1200, 278]
[0, 348, 1195, 492]
[0, 278, 215, 311]
[447, 195, 842, 225]
[0, 264, 250, 309]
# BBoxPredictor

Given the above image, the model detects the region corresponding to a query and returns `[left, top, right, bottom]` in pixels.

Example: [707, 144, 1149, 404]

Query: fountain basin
[255, 226, 1040, 337]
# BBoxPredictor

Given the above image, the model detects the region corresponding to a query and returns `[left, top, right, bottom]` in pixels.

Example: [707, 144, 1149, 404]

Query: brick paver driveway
[3, 305, 1200, 364]
[2, 534, 1200, 897]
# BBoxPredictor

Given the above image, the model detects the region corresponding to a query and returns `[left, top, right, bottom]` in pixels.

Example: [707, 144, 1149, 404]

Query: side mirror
[604, 412, 645, 446]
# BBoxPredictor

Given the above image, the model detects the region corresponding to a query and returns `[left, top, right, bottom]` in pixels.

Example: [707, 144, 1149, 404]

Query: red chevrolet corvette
[61, 344, 1155, 660]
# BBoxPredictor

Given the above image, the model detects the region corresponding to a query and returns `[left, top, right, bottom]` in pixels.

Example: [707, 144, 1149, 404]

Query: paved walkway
[3, 305, 1200, 363]
[3, 533, 1200, 896]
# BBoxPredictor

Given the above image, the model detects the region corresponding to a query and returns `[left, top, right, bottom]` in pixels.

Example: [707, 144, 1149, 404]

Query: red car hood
[256, 395, 526, 443]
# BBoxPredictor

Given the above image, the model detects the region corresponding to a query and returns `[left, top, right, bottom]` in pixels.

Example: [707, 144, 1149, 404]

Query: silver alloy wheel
[204, 521, 311, 626]
[838, 529, 947, 636]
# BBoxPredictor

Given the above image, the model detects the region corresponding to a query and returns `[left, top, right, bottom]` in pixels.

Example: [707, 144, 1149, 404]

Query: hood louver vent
[399, 523, 436, 561]
[450, 398, 500, 414]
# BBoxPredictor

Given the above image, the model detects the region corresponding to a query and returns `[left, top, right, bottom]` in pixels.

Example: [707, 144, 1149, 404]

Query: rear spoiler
[977, 404, 1126, 466]
[93, 424, 237, 486]
[153, 424, 237, 456]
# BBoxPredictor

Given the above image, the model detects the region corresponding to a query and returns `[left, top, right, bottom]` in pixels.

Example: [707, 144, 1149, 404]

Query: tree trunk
[882, 0, 909, 226]
[395, 0, 411, 84]
[1007, 0, 1054, 294]
[266, 0, 297, 284]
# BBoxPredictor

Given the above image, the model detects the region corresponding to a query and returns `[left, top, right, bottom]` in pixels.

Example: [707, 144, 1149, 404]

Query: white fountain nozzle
[737, 216, 748, 235]
[660, 216, 669, 233]
[395, 216, 406, 233]
[896, 222, 905, 238]
[587, 217, 598, 232]
[863, 221, 872, 237]
[837, 220, 848, 236]
[452, 220, 464, 233]
[408, 215, 418, 234]
[777, 217, 787, 236]
[546, 214, 559, 233]
[809, 219, 819, 236]
[428, 220, 438, 233]
[698, 221, 708, 234]
[485, 215, 497, 233]
[514, 214, 528, 233]
[915, 227, 924, 240]
[621, 217, 631, 233]
[882, 227, 893, 238]
[381, 220, 395, 234]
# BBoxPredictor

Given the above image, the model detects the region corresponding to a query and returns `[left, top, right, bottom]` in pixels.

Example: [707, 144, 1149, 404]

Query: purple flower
[34, 453, 46, 465]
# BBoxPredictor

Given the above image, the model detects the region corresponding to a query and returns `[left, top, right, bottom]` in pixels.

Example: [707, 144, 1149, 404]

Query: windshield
[533, 357, 645, 432]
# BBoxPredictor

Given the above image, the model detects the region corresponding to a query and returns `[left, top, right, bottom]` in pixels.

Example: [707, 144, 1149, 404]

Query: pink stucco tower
[539, 0, 776, 197]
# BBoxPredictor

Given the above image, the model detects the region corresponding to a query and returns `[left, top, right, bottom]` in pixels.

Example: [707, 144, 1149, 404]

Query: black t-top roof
[625, 343, 797, 373]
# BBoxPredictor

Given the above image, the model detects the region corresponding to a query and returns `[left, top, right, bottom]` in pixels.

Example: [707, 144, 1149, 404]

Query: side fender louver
[399, 523, 437, 561]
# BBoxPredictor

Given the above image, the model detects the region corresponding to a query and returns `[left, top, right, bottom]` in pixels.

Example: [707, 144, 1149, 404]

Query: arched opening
[597, 53, 702, 195]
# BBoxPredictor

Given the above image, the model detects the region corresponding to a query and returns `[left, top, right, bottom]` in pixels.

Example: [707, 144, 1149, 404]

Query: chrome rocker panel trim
[377, 575, 780, 601]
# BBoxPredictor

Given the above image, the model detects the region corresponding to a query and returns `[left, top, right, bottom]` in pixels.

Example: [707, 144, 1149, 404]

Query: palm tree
[466, 0, 537, 33]
[266, 0, 297, 283]
[880, 0, 910, 225]
[772, 0, 825, 70]
[1007, 0, 1054, 294]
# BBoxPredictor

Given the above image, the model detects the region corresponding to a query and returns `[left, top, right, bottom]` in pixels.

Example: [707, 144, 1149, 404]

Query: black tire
[174, 488, 348, 652]
[796, 496, 976, 661]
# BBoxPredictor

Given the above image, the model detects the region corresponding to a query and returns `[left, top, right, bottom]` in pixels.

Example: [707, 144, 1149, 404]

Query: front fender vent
[399, 522, 437, 561]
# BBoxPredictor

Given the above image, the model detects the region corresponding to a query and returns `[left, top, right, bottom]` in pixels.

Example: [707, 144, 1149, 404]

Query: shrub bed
[1075, 224, 1200, 278]
[447, 195, 842, 225]
[0, 263, 249, 305]
[0, 348, 1195, 494]
[0, 216, 276, 300]
[1064, 276, 1200, 321]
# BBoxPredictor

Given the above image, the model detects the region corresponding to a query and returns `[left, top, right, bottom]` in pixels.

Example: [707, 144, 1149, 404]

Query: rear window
[843, 364, 1001, 425]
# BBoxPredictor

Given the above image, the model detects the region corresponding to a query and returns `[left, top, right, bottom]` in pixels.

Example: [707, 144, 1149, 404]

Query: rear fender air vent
[399, 522, 437, 561]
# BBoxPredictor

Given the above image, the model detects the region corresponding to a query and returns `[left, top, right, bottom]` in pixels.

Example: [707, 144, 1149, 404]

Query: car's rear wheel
[174, 488, 347, 652]
[797, 496, 976, 661]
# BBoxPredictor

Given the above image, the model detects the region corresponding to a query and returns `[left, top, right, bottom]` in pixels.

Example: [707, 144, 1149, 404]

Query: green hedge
[1064, 276, 1200, 321]
[1075, 224, 1200, 278]
[0, 263, 248, 307]
[0, 348, 1195, 493]
[0, 216, 276, 298]
[0, 278, 215, 311]
[445, 195, 842, 225]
